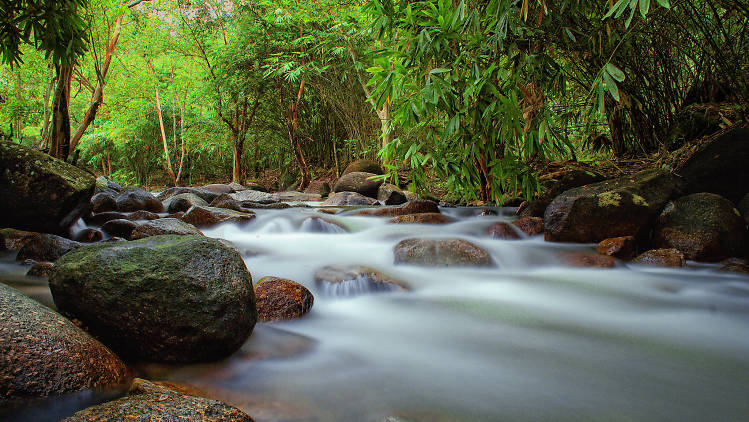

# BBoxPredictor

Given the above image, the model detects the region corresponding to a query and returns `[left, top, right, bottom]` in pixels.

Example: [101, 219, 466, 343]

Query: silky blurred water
[2, 206, 749, 422]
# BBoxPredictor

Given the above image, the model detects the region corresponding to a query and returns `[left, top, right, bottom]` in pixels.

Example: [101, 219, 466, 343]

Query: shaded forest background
[1, 0, 746, 202]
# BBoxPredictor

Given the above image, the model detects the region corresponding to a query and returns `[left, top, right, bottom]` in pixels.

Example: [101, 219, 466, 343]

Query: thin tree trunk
[175, 95, 186, 184]
[39, 71, 55, 149]
[150, 63, 176, 185]
[232, 132, 243, 184]
[49, 63, 73, 160]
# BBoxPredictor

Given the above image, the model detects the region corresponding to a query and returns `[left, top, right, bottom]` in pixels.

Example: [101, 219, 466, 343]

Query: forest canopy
[1, 0, 747, 202]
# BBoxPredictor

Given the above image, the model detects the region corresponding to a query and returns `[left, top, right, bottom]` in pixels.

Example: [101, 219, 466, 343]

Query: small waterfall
[300, 217, 347, 234]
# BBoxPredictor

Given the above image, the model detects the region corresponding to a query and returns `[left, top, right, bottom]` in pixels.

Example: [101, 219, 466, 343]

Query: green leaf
[603, 72, 620, 102]
[605, 63, 625, 82]
[604, 0, 628, 19]
[656, 0, 670, 7]
[639, 0, 650, 17]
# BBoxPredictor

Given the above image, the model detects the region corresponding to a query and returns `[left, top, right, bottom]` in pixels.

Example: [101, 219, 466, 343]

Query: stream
[2, 205, 749, 421]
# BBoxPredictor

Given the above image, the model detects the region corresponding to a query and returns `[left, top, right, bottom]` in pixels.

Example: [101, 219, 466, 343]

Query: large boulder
[0, 283, 130, 397]
[49, 235, 257, 362]
[60, 378, 254, 422]
[667, 124, 749, 203]
[378, 183, 407, 205]
[653, 192, 746, 261]
[116, 188, 164, 213]
[15, 233, 82, 262]
[201, 183, 235, 194]
[393, 238, 494, 267]
[163, 192, 208, 213]
[304, 179, 331, 197]
[254, 277, 314, 322]
[102, 219, 138, 239]
[129, 218, 203, 240]
[520, 169, 606, 218]
[230, 189, 280, 204]
[91, 191, 117, 213]
[157, 186, 220, 203]
[95, 176, 124, 194]
[342, 159, 384, 176]
[333, 172, 382, 198]
[544, 169, 681, 243]
[322, 191, 379, 206]
[181, 205, 255, 227]
[0, 142, 95, 234]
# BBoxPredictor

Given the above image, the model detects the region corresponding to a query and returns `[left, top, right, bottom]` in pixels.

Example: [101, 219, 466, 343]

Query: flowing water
[2, 206, 749, 421]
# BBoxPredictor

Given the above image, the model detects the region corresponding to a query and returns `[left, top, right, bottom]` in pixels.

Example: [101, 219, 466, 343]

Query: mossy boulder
[342, 159, 384, 176]
[0, 283, 131, 397]
[666, 124, 749, 203]
[0, 141, 95, 234]
[520, 169, 605, 218]
[544, 169, 681, 243]
[49, 235, 257, 362]
[60, 378, 254, 422]
[393, 238, 494, 267]
[333, 172, 382, 198]
[254, 277, 314, 322]
[653, 192, 746, 261]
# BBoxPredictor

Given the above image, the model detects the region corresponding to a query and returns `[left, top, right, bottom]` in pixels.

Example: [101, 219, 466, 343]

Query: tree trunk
[49, 63, 73, 160]
[287, 124, 310, 191]
[232, 132, 243, 184]
[150, 63, 176, 185]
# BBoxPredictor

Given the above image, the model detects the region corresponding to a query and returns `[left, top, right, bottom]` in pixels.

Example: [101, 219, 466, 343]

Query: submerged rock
[0, 283, 131, 398]
[544, 169, 680, 243]
[301, 216, 348, 233]
[719, 258, 749, 274]
[255, 277, 314, 322]
[0, 141, 95, 234]
[49, 235, 257, 362]
[512, 216, 544, 236]
[182, 205, 255, 227]
[488, 222, 521, 239]
[631, 249, 687, 267]
[116, 188, 164, 213]
[60, 378, 254, 422]
[388, 213, 454, 225]
[314, 265, 409, 295]
[333, 172, 382, 198]
[597, 236, 637, 260]
[653, 192, 746, 262]
[561, 252, 618, 268]
[393, 238, 494, 267]
[15, 233, 82, 262]
[129, 218, 203, 240]
[322, 191, 379, 206]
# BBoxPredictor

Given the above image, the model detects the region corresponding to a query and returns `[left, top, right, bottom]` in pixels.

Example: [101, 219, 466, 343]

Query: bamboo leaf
[605, 63, 626, 82]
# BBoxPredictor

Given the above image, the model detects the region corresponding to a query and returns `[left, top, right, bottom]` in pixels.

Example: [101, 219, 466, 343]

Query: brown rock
[562, 252, 618, 268]
[60, 378, 253, 422]
[127, 210, 161, 221]
[394, 238, 494, 267]
[129, 218, 203, 240]
[116, 188, 164, 213]
[304, 179, 331, 197]
[301, 216, 348, 233]
[356, 200, 440, 217]
[719, 258, 749, 274]
[16, 233, 82, 262]
[597, 236, 637, 260]
[388, 213, 455, 225]
[83, 211, 127, 226]
[102, 219, 138, 239]
[333, 172, 382, 198]
[26, 261, 54, 277]
[488, 222, 521, 239]
[255, 277, 314, 322]
[0, 283, 131, 398]
[210, 193, 246, 211]
[0, 228, 37, 251]
[182, 205, 256, 227]
[202, 183, 236, 194]
[91, 191, 117, 213]
[342, 159, 384, 176]
[314, 265, 410, 294]
[632, 249, 687, 267]
[322, 191, 379, 206]
[378, 183, 407, 205]
[73, 228, 104, 243]
[512, 216, 544, 236]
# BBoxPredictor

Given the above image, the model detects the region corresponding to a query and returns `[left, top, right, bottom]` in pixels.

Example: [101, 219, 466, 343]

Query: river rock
[488, 222, 521, 239]
[378, 183, 407, 205]
[561, 252, 617, 268]
[202, 183, 235, 194]
[84, 211, 127, 226]
[0, 228, 37, 251]
[314, 265, 409, 294]
[95, 176, 124, 194]
[737, 193, 749, 224]
[0, 141, 95, 234]
[304, 179, 331, 197]
[667, 124, 749, 203]
[27, 261, 54, 277]
[16, 233, 82, 262]
[653, 193, 746, 262]
[230, 189, 279, 204]
[163, 192, 209, 213]
[91, 191, 117, 213]
[719, 258, 749, 274]
[102, 219, 138, 238]
[73, 228, 104, 243]
[342, 159, 384, 176]
[0, 283, 131, 397]
[333, 172, 382, 198]
[182, 205, 255, 227]
[127, 210, 161, 221]
[60, 378, 254, 422]
[388, 213, 455, 225]
[322, 191, 379, 206]
[631, 249, 687, 267]
[356, 200, 440, 217]
[49, 235, 257, 362]
[254, 277, 314, 322]
[597, 236, 637, 260]
[520, 169, 606, 218]
[301, 216, 348, 233]
[544, 169, 681, 243]
[129, 218, 203, 240]
[210, 193, 245, 211]
[157, 186, 220, 203]
[115, 188, 163, 213]
[512, 216, 544, 236]
[393, 238, 494, 267]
